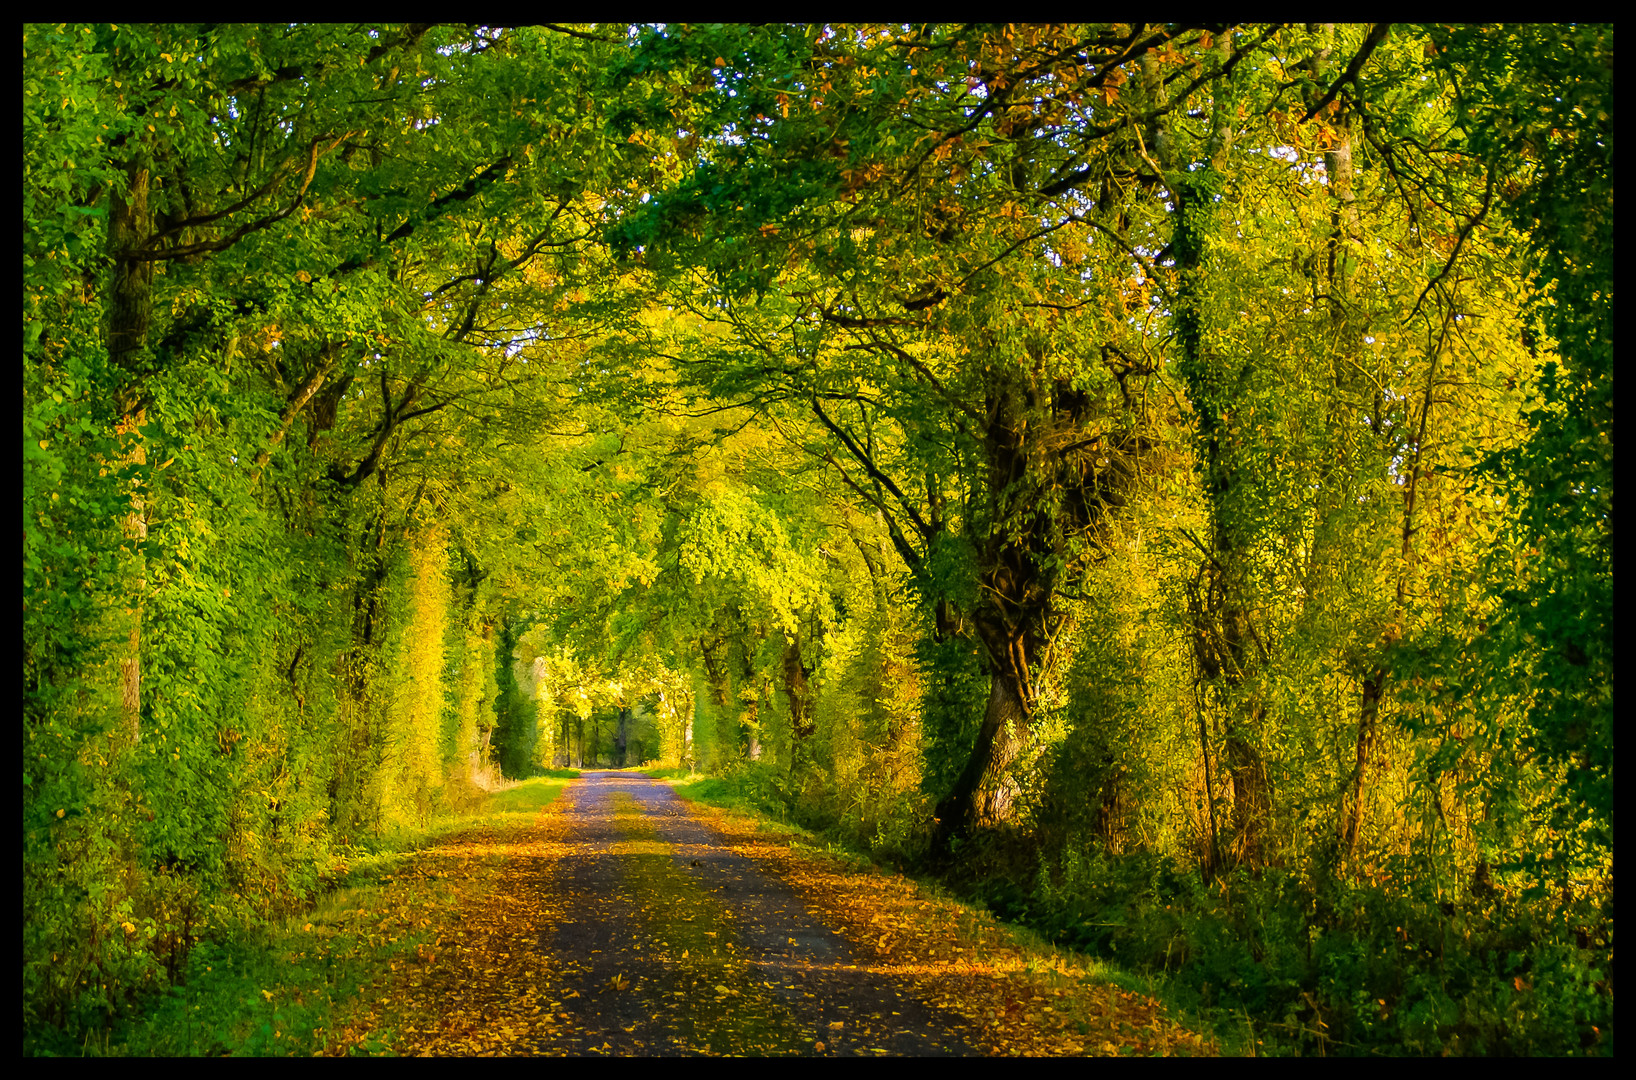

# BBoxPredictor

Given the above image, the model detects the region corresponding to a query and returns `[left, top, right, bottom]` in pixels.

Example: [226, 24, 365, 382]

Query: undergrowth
[25, 773, 578, 1057]
[656, 764, 1614, 1057]
[963, 842, 1614, 1056]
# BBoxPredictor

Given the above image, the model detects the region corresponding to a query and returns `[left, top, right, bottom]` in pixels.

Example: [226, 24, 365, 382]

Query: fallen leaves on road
[314, 812, 573, 1056]
[308, 778, 1213, 1057]
[678, 799, 1216, 1057]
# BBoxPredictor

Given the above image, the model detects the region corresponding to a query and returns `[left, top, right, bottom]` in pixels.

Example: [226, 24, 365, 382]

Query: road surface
[519, 770, 976, 1056]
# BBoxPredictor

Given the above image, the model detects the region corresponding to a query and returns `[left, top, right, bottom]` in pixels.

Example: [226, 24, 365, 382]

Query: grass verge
[651, 767, 1612, 1057]
[35, 773, 579, 1057]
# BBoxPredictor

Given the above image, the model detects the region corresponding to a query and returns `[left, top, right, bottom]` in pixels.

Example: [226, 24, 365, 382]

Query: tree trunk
[106, 160, 154, 747]
[1340, 342, 1437, 862]
[1219, 576, 1272, 865]
[1340, 670, 1383, 858]
[1195, 683, 1223, 876]
[737, 633, 762, 761]
[934, 662, 1031, 844]
[1300, 25, 1397, 871]
[1224, 716, 1271, 864]
[107, 161, 154, 393]
[929, 364, 1087, 847]
[699, 635, 737, 768]
[115, 414, 147, 746]
[1171, 57, 1275, 866]
[1188, 556, 1272, 867]
[615, 706, 631, 767]
[782, 636, 813, 777]
[1093, 765, 1127, 853]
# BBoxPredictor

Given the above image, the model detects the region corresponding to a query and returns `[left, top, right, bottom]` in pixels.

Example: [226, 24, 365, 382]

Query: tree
[1422, 23, 1613, 869]
[605, 23, 1265, 841]
[23, 21, 636, 1031]
[24, 23, 1611, 1054]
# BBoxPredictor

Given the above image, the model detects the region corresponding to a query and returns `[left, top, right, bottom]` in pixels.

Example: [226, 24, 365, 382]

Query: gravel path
[521, 771, 977, 1056]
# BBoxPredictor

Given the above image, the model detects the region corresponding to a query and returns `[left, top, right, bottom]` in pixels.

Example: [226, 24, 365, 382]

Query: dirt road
[361, 771, 1212, 1057]
[523, 770, 974, 1055]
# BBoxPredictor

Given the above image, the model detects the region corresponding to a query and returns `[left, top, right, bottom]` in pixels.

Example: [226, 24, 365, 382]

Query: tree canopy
[24, 22, 1611, 1056]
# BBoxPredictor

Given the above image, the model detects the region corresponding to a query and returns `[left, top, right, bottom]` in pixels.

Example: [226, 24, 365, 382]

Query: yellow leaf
[261, 989, 274, 1001]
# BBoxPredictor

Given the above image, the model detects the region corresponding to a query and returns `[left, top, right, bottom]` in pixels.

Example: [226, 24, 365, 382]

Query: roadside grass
[45, 773, 579, 1057]
[483, 768, 580, 815]
[650, 766, 1614, 1057]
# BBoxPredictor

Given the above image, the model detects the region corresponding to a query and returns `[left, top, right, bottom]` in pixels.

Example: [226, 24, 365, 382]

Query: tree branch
[810, 396, 935, 543]
[136, 132, 352, 261]
[956, 214, 1083, 291]
[1301, 23, 1390, 122]
[841, 338, 982, 432]
[382, 156, 514, 246]
[1405, 163, 1496, 325]
[252, 345, 338, 482]
[539, 23, 620, 43]
[224, 24, 432, 94]
[818, 446, 925, 573]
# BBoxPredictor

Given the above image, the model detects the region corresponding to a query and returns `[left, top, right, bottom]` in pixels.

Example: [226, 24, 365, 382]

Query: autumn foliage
[24, 23, 1610, 1055]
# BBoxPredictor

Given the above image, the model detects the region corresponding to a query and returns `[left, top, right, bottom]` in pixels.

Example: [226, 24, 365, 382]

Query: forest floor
[311, 770, 1215, 1057]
